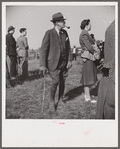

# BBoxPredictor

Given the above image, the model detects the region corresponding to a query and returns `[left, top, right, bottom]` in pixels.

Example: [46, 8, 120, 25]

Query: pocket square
[65, 37, 69, 41]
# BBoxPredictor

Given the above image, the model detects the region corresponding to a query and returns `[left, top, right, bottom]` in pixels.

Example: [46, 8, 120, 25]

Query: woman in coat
[79, 19, 97, 102]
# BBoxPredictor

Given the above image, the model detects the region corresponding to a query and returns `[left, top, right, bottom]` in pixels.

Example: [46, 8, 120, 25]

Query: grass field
[6, 56, 99, 119]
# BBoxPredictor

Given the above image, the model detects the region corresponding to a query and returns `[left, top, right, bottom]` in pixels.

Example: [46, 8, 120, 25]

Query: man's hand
[67, 61, 72, 70]
[40, 66, 48, 75]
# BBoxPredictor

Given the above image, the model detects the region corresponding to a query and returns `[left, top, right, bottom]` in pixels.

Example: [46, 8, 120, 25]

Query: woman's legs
[84, 85, 98, 103]
[84, 86, 91, 99]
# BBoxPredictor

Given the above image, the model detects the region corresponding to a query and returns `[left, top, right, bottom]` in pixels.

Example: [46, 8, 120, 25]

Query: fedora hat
[8, 26, 15, 32]
[50, 12, 66, 22]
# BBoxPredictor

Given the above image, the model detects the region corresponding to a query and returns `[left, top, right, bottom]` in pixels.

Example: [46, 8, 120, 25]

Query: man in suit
[6, 26, 17, 79]
[96, 20, 115, 119]
[40, 12, 72, 111]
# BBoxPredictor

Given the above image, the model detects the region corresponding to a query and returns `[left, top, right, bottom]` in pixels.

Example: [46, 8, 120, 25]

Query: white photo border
[2, 1, 118, 147]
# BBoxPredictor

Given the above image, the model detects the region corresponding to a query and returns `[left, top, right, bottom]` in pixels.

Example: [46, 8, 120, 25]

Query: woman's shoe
[84, 95, 91, 102]
[91, 95, 97, 103]
[91, 100, 97, 103]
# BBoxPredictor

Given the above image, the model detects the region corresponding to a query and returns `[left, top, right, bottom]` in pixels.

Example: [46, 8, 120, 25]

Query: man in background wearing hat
[40, 12, 72, 112]
[6, 26, 17, 79]
[16, 28, 29, 80]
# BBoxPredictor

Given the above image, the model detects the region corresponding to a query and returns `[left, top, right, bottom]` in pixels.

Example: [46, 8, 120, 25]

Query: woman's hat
[50, 12, 66, 22]
[8, 26, 15, 32]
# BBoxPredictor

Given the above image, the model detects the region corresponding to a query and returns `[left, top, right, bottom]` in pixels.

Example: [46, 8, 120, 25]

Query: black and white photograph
[2, 1, 118, 147]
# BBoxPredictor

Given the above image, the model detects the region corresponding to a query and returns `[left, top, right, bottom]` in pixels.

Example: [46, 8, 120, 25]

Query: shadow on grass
[8, 69, 47, 88]
[90, 82, 99, 96]
[64, 82, 99, 102]
[6, 113, 20, 119]
[65, 86, 84, 101]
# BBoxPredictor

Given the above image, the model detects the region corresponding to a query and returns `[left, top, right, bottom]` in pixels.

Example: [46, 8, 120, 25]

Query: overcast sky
[6, 4, 115, 49]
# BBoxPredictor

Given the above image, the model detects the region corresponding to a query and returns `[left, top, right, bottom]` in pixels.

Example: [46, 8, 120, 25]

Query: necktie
[59, 32, 64, 49]
[57, 32, 66, 69]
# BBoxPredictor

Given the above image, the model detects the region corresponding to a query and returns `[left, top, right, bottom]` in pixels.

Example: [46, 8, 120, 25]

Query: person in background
[16, 28, 29, 80]
[72, 45, 77, 61]
[40, 12, 72, 112]
[89, 33, 101, 60]
[90, 34, 95, 43]
[97, 40, 104, 60]
[6, 61, 11, 88]
[96, 20, 115, 119]
[96, 41, 104, 71]
[6, 26, 17, 80]
[79, 19, 97, 102]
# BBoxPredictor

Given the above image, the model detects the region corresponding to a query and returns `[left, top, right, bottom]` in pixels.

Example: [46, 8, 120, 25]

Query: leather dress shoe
[61, 96, 68, 103]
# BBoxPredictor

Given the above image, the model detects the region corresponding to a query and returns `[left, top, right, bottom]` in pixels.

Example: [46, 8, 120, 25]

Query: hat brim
[8, 28, 15, 32]
[50, 18, 66, 22]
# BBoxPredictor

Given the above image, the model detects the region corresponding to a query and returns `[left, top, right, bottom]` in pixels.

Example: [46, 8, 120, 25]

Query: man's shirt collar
[54, 27, 63, 35]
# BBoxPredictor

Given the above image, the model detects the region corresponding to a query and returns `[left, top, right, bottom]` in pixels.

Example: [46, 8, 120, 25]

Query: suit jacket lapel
[52, 28, 60, 46]
[51, 28, 66, 50]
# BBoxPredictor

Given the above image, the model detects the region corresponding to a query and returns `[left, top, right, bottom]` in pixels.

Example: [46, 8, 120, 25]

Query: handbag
[81, 44, 100, 62]
[81, 48, 95, 62]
